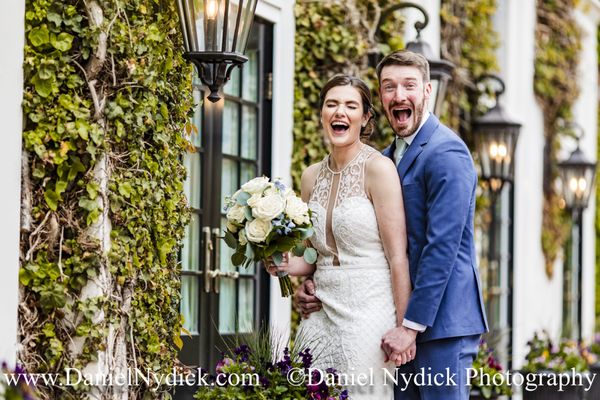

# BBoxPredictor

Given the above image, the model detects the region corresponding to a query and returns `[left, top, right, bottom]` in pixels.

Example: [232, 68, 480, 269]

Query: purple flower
[299, 348, 313, 369]
[340, 390, 349, 400]
[276, 347, 293, 374]
[234, 344, 251, 362]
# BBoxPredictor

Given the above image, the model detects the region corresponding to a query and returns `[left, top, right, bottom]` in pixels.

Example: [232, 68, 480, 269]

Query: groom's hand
[294, 278, 321, 318]
[381, 326, 418, 363]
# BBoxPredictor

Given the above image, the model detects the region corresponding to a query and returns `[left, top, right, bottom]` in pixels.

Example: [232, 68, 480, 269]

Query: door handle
[212, 228, 222, 293]
[207, 270, 240, 279]
[203, 226, 213, 293]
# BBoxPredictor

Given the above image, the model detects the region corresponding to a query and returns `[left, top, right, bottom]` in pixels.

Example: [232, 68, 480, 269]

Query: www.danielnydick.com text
[286, 367, 598, 392]
[2, 367, 260, 390]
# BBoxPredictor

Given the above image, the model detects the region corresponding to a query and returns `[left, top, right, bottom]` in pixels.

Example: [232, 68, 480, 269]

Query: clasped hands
[381, 326, 418, 366]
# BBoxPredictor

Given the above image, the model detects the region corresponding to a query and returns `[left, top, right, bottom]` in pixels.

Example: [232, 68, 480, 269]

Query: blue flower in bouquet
[222, 176, 318, 296]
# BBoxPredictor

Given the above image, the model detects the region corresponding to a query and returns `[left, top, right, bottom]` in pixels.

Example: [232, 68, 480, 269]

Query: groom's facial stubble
[379, 65, 432, 139]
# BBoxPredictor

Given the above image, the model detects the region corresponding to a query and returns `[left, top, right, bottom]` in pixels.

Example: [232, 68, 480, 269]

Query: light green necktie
[394, 138, 408, 166]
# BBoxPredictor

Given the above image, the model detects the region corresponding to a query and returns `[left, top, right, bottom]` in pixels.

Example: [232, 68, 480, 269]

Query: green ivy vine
[534, 0, 581, 278]
[20, 0, 192, 398]
[439, 0, 498, 139]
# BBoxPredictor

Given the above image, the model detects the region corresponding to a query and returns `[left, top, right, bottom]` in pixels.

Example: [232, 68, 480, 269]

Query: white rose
[245, 219, 272, 243]
[252, 194, 286, 220]
[285, 196, 310, 225]
[241, 177, 270, 194]
[247, 193, 262, 207]
[263, 183, 279, 196]
[226, 204, 246, 224]
[238, 229, 248, 246]
[226, 221, 238, 233]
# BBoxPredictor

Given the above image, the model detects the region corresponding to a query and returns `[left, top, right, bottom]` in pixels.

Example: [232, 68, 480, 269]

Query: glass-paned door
[176, 19, 273, 399]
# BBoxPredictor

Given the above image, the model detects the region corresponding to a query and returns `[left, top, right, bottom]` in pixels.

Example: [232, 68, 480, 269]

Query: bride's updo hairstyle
[318, 74, 376, 141]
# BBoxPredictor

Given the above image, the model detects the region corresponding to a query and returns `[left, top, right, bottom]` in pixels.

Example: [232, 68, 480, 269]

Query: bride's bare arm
[366, 155, 411, 326]
[266, 163, 320, 278]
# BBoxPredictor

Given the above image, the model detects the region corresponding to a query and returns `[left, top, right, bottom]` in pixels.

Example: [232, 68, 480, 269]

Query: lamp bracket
[376, 2, 429, 41]
[184, 52, 248, 102]
[557, 120, 585, 144]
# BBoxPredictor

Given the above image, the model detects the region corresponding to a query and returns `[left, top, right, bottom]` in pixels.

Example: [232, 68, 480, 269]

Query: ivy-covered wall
[534, 0, 581, 278]
[19, 0, 192, 397]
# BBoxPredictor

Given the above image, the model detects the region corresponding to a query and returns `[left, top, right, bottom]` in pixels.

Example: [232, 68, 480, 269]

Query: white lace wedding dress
[298, 144, 396, 399]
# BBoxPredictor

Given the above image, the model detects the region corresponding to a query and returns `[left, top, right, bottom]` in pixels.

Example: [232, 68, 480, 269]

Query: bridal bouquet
[223, 176, 317, 296]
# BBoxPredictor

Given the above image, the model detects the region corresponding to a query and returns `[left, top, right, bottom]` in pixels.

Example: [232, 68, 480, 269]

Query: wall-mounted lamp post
[472, 75, 521, 193]
[558, 124, 597, 341]
[371, 2, 455, 116]
[176, 0, 258, 102]
[472, 75, 521, 370]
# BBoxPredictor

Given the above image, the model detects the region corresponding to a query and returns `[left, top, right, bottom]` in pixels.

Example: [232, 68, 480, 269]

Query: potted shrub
[521, 331, 589, 400]
[469, 340, 512, 399]
[193, 331, 348, 400]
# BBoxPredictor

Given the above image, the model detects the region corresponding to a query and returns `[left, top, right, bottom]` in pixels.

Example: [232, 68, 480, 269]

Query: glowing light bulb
[489, 142, 498, 158]
[578, 177, 587, 192]
[569, 177, 578, 192]
[498, 143, 508, 158]
[206, 0, 218, 19]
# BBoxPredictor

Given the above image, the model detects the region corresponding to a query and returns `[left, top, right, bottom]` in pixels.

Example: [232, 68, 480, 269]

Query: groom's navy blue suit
[383, 114, 488, 399]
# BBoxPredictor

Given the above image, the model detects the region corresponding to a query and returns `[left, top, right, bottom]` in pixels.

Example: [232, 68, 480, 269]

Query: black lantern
[558, 128, 597, 211]
[472, 75, 521, 192]
[176, 0, 258, 102]
[372, 2, 455, 116]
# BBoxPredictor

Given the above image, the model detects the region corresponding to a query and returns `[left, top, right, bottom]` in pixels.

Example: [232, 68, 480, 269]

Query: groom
[296, 50, 488, 399]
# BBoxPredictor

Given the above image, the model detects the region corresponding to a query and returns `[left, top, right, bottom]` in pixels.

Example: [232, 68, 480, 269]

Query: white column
[0, 0, 25, 365]
[573, 0, 600, 342]
[495, 0, 563, 374]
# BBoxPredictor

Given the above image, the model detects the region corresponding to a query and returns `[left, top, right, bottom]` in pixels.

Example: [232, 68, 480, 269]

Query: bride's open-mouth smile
[330, 120, 350, 136]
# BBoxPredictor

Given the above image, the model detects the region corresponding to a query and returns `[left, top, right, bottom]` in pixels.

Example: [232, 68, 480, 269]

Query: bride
[267, 74, 412, 399]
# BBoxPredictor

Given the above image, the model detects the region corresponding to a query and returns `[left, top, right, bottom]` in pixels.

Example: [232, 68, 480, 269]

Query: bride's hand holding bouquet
[223, 177, 317, 297]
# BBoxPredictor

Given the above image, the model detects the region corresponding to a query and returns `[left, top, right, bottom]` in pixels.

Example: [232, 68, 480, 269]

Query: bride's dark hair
[318, 74, 376, 140]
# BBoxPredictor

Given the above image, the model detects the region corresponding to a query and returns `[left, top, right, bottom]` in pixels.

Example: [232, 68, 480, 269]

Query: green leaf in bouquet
[292, 243, 306, 257]
[272, 251, 283, 266]
[303, 247, 317, 264]
[243, 206, 253, 221]
[300, 227, 315, 240]
[231, 252, 247, 266]
[276, 236, 298, 252]
[245, 243, 255, 262]
[236, 191, 251, 205]
[223, 230, 238, 249]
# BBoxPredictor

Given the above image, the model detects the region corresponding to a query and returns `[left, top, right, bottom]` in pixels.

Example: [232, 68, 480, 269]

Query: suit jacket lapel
[398, 114, 440, 178]
[382, 142, 395, 161]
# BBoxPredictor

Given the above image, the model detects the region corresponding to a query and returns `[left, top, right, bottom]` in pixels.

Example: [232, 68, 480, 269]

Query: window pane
[238, 279, 255, 333]
[222, 101, 240, 155]
[181, 276, 199, 334]
[191, 88, 203, 147]
[242, 41, 259, 102]
[221, 159, 239, 210]
[219, 279, 236, 334]
[240, 162, 257, 186]
[225, 67, 241, 97]
[183, 152, 201, 210]
[181, 213, 200, 271]
[241, 106, 258, 159]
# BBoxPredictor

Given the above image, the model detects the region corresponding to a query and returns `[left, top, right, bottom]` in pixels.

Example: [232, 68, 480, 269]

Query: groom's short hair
[376, 50, 430, 83]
